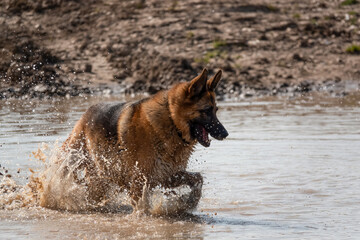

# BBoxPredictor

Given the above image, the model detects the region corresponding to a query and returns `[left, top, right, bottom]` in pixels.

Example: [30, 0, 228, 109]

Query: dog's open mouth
[192, 123, 211, 147]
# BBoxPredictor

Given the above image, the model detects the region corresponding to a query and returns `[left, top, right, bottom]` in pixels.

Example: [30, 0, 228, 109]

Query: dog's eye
[215, 107, 219, 112]
[200, 107, 213, 113]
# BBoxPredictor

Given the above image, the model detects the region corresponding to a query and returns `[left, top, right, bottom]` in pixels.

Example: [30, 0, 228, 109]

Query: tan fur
[59, 69, 226, 211]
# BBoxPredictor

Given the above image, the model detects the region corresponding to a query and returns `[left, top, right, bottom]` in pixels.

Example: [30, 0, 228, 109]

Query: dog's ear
[188, 68, 208, 98]
[207, 69, 222, 92]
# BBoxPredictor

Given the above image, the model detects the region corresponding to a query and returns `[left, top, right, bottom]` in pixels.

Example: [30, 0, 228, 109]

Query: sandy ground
[1, 0, 360, 99]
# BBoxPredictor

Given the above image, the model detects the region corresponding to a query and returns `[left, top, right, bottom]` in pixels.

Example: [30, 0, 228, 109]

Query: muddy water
[1, 94, 360, 239]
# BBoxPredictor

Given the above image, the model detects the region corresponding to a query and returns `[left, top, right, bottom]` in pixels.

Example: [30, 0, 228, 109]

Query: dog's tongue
[202, 127, 209, 143]
[200, 126, 211, 147]
[195, 124, 210, 147]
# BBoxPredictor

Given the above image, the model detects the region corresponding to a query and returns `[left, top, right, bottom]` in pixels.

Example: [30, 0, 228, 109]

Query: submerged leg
[165, 171, 203, 210]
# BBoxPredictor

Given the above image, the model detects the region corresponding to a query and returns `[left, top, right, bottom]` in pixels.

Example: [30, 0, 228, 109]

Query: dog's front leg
[167, 171, 203, 188]
[165, 171, 203, 210]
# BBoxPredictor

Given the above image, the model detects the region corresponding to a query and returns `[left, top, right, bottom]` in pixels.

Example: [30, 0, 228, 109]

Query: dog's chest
[152, 145, 191, 180]
[153, 157, 178, 179]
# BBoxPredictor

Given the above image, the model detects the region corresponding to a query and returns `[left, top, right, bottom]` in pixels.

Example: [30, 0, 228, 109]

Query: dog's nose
[216, 127, 228, 140]
[220, 128, 229, 139]
[210, 123, 228, 140]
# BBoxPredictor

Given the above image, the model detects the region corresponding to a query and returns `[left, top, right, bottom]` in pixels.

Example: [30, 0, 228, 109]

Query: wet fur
[49, 69, 226, 212]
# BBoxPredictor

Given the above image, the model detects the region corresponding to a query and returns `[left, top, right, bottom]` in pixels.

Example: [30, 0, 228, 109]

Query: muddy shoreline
[1, 0, 359, 99]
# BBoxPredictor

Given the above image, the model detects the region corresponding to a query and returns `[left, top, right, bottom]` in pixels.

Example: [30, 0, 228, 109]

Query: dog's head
[169, 68, 228, 147]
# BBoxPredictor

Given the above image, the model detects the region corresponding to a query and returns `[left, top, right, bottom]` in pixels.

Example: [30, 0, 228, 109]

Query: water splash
[0, 177, 34, 210]
[1, 142, 202, 216]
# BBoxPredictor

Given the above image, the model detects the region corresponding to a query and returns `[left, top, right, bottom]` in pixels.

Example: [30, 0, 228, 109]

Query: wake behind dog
[39, 68, 228, 215]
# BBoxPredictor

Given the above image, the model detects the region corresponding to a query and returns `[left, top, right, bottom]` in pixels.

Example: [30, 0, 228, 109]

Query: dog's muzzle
[206, 121, 228, 140]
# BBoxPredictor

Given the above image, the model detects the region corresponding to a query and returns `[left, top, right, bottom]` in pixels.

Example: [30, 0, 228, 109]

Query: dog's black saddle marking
[86, 98, 150, 142]
[86, 102, 126, 141]
[105, 102, 127, 139]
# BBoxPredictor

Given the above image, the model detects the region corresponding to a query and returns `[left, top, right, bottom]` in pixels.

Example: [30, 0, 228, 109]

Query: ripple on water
[1, 94, 360, 239]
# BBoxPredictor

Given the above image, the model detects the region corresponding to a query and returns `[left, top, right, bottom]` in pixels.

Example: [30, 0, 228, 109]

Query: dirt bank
[1, 0, 360, 99]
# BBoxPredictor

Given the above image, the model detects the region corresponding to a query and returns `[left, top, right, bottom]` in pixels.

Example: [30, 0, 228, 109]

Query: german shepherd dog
[56, 68, 228, 212]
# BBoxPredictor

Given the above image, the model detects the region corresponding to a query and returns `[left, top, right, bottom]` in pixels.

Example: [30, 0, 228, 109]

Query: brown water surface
[1, 94, 360, 239]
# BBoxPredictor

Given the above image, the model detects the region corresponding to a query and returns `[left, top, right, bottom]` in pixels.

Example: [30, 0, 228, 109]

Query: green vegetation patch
[213, 40, 227, 49]
[345, 44, 360, 54]
[195, 50, 219, 64]
[266, 4, 279, 12]
[194, 49, 228, 64]
[293, 13, 301, 19]
[348, 11, 358, 15]
[186, 31, 194, 39]
[340, 0, 358, 6]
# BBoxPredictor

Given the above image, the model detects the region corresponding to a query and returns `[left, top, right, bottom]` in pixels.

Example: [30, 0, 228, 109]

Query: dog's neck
[142, 90, 192, 146]
[165, 97, 191, 145]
